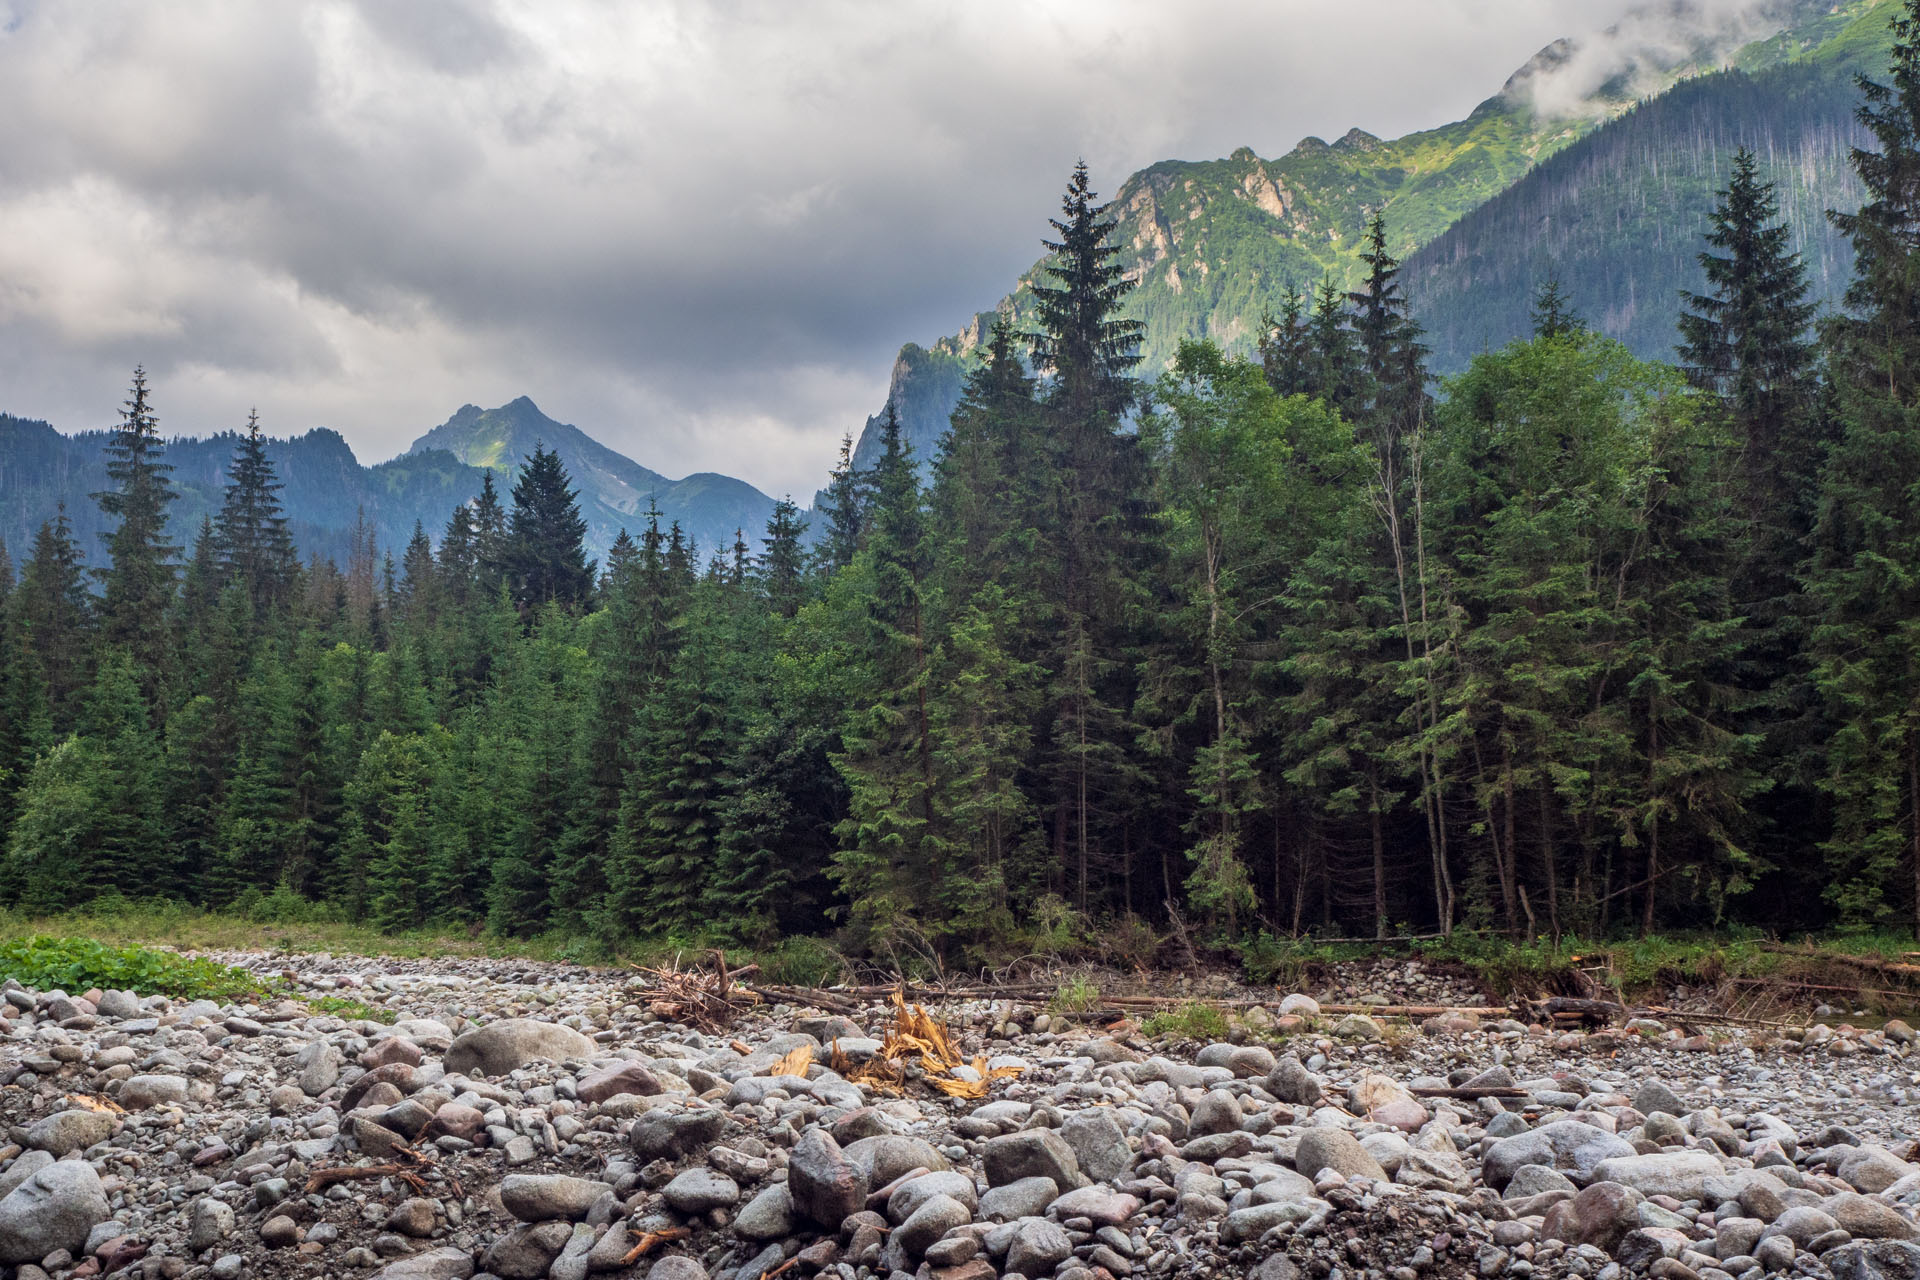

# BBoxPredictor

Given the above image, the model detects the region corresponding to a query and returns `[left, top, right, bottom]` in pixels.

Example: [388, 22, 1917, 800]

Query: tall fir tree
[505, 446, 594, 612]
[93, 368, 179, 686]
[215, 410, 298, 616]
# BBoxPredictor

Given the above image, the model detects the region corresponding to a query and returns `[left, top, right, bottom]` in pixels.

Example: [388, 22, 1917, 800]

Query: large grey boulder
[629, 1106, 727, 1161]
[983, 1129, 1081, 1189]
[1482, 1121, 1636, 1190]
[1060, 1108, 1131, 1182]
[1293, 1129, 1387, 1183]
[0, 1159, 111, 1263]
[788, 1129, 865, 1229]
[500, 1174, 613, 1222]
[370, 1249, 478, 1280]
[1587, 1150, 1725, 1201]
[23, 1108, 116, 1156]
[1827, 1241, 1920, 1280]
[444, 1019, 595, 1076]
[733, 1184, 796, 1241]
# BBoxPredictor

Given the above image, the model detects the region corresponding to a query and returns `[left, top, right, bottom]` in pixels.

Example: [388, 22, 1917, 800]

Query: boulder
[23, 1107, 116, 1156]
[0, 1159, 111, 1264]
[983, 1129, 1081, 1189]
[577, 1062, 663, 1104]
[1540, 1181, 1645, 1253]
[789, 1129, 866, 1229]
[1293, 1129, 1387, 1183]
[896, 1193, 971, 1260]
[1587, 1150, 1726, 1201]
[1060, 1108, 1131, 1182]
[369, 1249, 477, 1280]
[500, 1174, 614, 1222]
[444, 1019, 595, 1076]
[734, 1184, 796, 1240]
[1482, 1120, 1636, 1190]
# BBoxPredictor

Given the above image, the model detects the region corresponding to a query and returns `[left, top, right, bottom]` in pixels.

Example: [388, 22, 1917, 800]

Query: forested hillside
[14, 0, 1920, 962]
[1405, 4, 1893, 370]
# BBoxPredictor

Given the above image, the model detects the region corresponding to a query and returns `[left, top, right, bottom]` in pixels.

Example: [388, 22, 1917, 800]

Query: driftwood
[621, 1227, 690, 1267]
[1410, 1085, 1529, 1099]
[306, 1162, 428, 1196]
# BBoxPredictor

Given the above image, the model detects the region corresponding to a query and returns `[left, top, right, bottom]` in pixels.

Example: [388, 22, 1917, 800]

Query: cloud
[0, 0, 1714, 498]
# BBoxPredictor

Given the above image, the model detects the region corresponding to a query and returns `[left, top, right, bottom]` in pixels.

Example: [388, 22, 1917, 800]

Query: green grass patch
[0, 936, 271, 1002]
[305, 994, 398, 1024]
[1141, 1001, 1230, 1041]
[1049, 976, 1101, 1014]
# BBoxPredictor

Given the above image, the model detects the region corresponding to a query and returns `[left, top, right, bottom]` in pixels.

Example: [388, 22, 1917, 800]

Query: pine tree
[759, 499, 809, 617]
[93, 368, 179, 684]
[14, 508, 92, 734]
[216, 410, 298, 615]
[1809, 0, 1920, 932]
[505, 446, 594, 612]
[1030, 161, 1144, 420]
[1531, 278, 1583, 340]
[816, 433, 867, 575]
[471, 473, 509, 594]
[397, 521, 441, 631]
[831, 407, 943, 943]
[439, 501, 478, 608]
[1259, 285, 1315, 397]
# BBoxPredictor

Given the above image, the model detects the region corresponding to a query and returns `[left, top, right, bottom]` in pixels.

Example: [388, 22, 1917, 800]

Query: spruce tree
[1810, 0, 1920, 931]
[505, 445, 594, 612]
[1531, 278, 1582, 340]
[93, 368, 179, 684]
[15, 508, 92, 733]
[1030, 161, 1143, 419]
[1259, 285, 1314, 397]
[215, 410, 297, 615]
[759, 498, 809, 617]
[815, 433, 867, 575]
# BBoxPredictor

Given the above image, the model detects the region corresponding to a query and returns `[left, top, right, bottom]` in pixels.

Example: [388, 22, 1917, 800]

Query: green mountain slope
[1406, 0, 1894, 371]
[408, 397, 777, 561]
[853, 0, 1882, 472]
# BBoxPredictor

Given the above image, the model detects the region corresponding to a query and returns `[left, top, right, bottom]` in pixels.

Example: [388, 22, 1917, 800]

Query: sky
[0, 0, 1779, 500]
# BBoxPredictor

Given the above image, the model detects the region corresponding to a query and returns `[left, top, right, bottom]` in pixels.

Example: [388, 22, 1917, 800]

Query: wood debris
[620, 1226, 690, 1266]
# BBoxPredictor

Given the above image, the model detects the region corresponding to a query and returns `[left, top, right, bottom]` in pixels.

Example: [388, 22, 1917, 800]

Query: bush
[0, 936, 269, 1002]
[1141, 1000, 1229, 1041]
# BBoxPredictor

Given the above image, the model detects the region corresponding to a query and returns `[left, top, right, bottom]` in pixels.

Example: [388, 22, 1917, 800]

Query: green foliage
[1140, 1001, 1230, 1041]
[1048, 975, 1101, 1013]
[0, 935, 267, 1002]
[305, 994, 397, 1024]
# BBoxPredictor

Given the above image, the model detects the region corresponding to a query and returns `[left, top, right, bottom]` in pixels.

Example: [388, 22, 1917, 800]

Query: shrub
[1140, 1000, 1229, 1041]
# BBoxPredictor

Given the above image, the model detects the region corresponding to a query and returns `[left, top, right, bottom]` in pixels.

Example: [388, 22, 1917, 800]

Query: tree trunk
[1371, 770, 1387, 941]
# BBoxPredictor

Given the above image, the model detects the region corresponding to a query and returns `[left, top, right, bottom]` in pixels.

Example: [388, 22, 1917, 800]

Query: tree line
[11, 6, 1920, 957]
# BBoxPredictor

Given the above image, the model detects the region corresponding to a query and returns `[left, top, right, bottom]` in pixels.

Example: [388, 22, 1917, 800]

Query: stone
[629, 1106, 727, 1161]
[789, 1128, 866, 1229]
[1224, 1200, 1321, 1243]
[1826, 1241, 1920, 1280]
[1540, 1182, 1646, 1253]
[843, 1133, 952, 1184]
[1483, 1120, 1637, 1190]
[1049, 1185, 1143, 1227]
[369, 1249, 477, 1280]
[1227, 1045, 1277, 1078]
[1334, 1013, 1384, 1040]
[190, 1196, 236, 1251]
[983, 1129, 1081, 1189]
[1616, 1227, 1690, 1270]
[0, 1151, 52, 1201]
[1060, 1108, 1131, 1183]
[363, 1037, 425, 1069]
[647, 1257, 709, 1280]
[1189, 1089, 1244, 1137]
[119, 1074, 189, 1108]
[1505, 1164, 1578, 1200]
[1768, 1206, 1841, 1248]
[296, 1042, 342, 1095]
[443, 1018, 596, 1076]
[1841, 1147, 1916, 1195]
[1632, 1082, 1686, 1117]
[1588, 1151, 1726, 1201]
[23, 1107, 116, 1156]
[95, 989, 140, 1019]
[386, 1197, 440, 1238]
[484, 1221, 573, 1280]
[662, 1167, 739, 1214]
[1279, 993, 1320, 1016]
[423, 1102, 487, 1144]
[1267, 1055, 1324, 1106]
[0, 1156, 110, 1262]
[259, 1215, 301, 1248]
[888, 1171, 979, 1222]
[896, 1192, 972, 1260]
[1293, 1128, 1388, 1183]
[734, 1183, 796, 1240]
[500, 1174, 616, 1222]
[980, 1176, 1060, 1221]
[1829, 1194, 1920, 1241]
[1007, 1218, 1075, 1276]
[577, 1061, 663, 1104]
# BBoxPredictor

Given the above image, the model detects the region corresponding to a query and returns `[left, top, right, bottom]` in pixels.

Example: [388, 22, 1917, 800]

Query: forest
[9, 10, 1920, 967]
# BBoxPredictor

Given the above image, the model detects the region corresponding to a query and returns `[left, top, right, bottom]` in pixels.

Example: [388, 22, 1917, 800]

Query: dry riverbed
[3, 953, 1920, 1280]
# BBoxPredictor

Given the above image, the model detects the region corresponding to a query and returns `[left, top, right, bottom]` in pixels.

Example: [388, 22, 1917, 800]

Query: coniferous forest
[19, 14, 1920, 962]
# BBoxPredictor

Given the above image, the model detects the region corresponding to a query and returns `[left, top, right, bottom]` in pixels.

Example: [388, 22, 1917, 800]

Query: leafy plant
[306, 994, 397, 1024]
[0, 936, 269, 1002]
[1049, 975, 1100, 1013]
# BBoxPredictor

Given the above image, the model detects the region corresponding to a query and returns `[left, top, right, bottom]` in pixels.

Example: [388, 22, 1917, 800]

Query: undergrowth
[305, 995, 398, 1024]
[0, 936, 270, 1002]
[1141, 1001, 1230, 1041]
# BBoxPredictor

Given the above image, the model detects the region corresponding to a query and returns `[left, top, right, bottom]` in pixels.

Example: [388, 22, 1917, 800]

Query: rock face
[0, 1159, 110, 1263]
[443, 1018, 596, 1076]
[4, 950, 1920, 1280]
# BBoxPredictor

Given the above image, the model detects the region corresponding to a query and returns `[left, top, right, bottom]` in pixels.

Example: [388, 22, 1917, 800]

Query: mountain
[0, 413, 482, 571]
[0, 398, 778, 577]
[848, 0, 1882, 472]
[1405, 0, 1893, 371]
[407, 397, 778, 563]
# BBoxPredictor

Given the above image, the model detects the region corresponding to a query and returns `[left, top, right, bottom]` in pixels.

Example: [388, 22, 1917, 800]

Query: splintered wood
[629, 950, 761, 1032]
[828, 989, 1021, 1100]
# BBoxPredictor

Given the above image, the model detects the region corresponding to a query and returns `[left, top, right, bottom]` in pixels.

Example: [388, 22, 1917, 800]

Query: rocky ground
[4, 954, 1920, 1280]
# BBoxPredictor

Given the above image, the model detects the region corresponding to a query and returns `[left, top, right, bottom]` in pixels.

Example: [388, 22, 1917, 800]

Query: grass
[1049, 976, 1101, 1014]
[305, 994, 399, 1024]
[1141, 1001, 1231, 1041]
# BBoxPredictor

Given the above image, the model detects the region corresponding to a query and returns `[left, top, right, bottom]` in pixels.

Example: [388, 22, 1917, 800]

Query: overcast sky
[1, 0, 1774, 500]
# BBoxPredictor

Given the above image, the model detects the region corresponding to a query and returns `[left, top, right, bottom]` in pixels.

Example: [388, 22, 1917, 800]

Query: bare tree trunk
[1644, 704, 1660, 938]
[1539, 785, 1560, 943]
[1371, 770, 1387, 940]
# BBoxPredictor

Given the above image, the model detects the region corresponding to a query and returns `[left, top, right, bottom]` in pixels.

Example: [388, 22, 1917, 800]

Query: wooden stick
[758, 1259, 799, 1280]
[620, 1227, 690, 1266]
[306, 1164, 427, 1195]
[1410, 1086, 1529, 1099]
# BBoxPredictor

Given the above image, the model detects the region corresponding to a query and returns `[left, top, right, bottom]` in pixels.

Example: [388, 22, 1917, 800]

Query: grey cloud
[2, 0, 1735, 498]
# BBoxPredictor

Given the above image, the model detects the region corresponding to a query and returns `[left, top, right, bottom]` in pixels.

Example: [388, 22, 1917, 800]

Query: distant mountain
[846, 0, 1882, 473]
[1405, 1, 1892, 371]
[407, 397, 778, 563]
[0, 413, 480, 571]
[0, 398, 778, 577]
